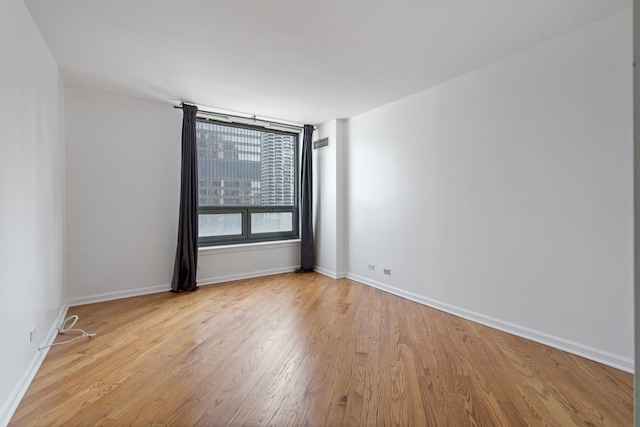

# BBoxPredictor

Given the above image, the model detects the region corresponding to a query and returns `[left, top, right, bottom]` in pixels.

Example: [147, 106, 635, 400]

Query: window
[197, 119, 299, 246]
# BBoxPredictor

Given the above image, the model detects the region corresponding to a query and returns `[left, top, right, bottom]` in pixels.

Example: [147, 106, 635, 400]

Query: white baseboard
[66, 284, 169, 307]
[313, 266, 338, 279]
[198, 266, 298, 286]
[346, 273, 634, 373]
[0, 304, 69, 427]
[314, 266, 347, 279]
[66, 266, 301, 308]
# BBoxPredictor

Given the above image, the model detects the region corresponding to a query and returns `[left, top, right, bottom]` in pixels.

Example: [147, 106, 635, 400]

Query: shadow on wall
[313, 146, 322, 257]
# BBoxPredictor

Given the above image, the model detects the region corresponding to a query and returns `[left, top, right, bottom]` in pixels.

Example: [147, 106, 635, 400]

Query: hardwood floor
[10, 273, 632, 426]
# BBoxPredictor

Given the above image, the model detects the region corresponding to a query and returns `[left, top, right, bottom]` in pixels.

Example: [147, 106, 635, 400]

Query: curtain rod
[173, 104, 314, 131]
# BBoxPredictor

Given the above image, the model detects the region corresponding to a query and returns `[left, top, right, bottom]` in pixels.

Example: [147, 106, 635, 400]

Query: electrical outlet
[383, 269, 391, 275]
[197, 265, 201, 272]
[29, 326, 36, 343]
[368, 264, 375, 271]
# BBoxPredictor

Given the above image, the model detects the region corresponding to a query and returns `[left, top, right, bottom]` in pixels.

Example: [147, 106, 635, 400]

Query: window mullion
[244, 208, 250, 239]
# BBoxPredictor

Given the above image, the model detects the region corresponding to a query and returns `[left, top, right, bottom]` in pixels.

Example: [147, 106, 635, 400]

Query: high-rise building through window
[196, 120, 298, 245]
[260, 132, 295, 206]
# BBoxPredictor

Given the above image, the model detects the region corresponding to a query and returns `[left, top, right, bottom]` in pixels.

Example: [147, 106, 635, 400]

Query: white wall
[65, 88, 299, 305]
[197, 240, 299, 286]
[65, 88, 182, 303]
[345, 9, 633, 371]
[634, 0, 640, 417]
[0, 0, 66, 422]
[313, 119, 347, 278]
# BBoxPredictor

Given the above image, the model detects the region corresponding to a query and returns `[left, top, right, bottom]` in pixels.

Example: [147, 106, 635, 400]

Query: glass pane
[199, 213, 242, 237]
[197, 121, 296, 207]
[251, 212, 293, 234]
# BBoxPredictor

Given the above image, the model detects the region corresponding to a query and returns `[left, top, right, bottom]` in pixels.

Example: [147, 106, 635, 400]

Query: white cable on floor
[39, 315, 96, 350]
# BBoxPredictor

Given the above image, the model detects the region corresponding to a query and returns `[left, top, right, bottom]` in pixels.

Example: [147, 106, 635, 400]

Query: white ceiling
[25, 0, 631, 125]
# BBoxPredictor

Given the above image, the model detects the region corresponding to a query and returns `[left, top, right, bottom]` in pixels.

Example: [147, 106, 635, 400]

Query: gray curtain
[171, 104, 199, 292]
[296, 124, 315, 273]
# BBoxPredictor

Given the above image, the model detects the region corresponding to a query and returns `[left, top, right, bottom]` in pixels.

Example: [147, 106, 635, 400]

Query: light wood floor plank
[10, 273, 632, 426]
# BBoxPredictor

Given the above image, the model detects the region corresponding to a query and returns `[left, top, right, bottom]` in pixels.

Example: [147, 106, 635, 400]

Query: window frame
[196, 118, 300, 247]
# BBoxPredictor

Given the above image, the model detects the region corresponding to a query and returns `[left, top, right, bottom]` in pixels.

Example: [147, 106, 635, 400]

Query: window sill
[198, 239, 301, 255]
